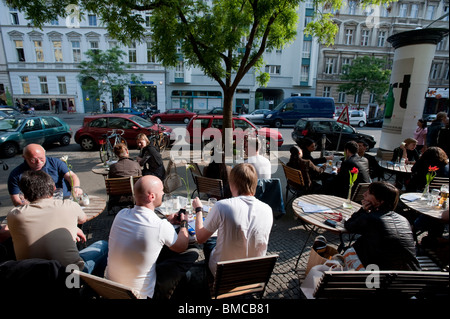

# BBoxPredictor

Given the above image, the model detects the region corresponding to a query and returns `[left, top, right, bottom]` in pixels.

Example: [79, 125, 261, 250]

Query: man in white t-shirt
[244, 137, 271, 179]
[192, 163, 273, 275]
[105, 175, 198, 299]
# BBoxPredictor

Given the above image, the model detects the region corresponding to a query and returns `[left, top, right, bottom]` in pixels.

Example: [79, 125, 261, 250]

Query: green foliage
[339, 56, 391, 106]
[77, 47, 142, 105]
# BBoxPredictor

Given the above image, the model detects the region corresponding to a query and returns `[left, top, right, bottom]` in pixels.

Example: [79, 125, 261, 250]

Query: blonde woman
[136, 133, 165, 180]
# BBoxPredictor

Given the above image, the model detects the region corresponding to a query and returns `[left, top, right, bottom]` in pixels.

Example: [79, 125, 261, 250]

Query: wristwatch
[180, 220, 188, 228]
[74, 186, 82, 189]
[195, 207, 202, 213]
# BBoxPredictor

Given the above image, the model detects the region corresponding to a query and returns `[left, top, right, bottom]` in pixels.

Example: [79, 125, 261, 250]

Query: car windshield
[130, 116, 154, 127]
[273, 101, 286, 111]
[0, 118, 24, 131]
[294, 119, 307, 129]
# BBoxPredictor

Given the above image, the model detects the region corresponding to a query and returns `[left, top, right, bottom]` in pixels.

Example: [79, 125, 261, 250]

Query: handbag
[163, 160, 182, 193]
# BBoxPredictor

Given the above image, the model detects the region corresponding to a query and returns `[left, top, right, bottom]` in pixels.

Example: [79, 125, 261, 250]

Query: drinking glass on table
[53, 188, 63, 200]
[428, 189, 440, 206]
[440, 184, 449, 206]
[162, 194, 173, 215]
[207, 198, 217, 212]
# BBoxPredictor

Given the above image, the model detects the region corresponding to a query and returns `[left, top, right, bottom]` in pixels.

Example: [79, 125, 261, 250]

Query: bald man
[7, 144, 83, 206]
[105, 175, 198, 299]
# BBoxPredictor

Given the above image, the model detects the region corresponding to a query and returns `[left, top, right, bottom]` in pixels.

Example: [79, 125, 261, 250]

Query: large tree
[338, 56, 391, 109]
[7, 0, 394, 130]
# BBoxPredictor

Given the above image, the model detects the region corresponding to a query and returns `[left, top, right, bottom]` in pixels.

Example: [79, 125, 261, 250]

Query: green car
[0, 116, 72, 158]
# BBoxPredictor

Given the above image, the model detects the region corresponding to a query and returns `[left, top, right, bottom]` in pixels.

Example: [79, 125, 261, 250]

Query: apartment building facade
[316, 0, 449, 118]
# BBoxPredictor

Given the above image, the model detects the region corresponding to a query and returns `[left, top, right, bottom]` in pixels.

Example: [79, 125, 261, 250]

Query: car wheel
[60, 134, 71, 146]
[155, 117, 162, 124]
[358, 121, 365, 127]
[274, 119, 282, 128]
[80, 136, 96, 151]
[1, 142, 19, 158]
[183, 117, 190, 124]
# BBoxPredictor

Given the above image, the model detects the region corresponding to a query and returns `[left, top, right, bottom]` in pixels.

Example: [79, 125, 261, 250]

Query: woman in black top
[136, 133, 165, 181]
[344, 182, 420, 271]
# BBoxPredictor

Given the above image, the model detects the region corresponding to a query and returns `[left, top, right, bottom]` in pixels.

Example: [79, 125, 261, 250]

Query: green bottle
[384, 84, 394, 119]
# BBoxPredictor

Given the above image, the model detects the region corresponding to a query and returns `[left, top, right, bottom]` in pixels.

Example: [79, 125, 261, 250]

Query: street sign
[337, 106, 350, 126]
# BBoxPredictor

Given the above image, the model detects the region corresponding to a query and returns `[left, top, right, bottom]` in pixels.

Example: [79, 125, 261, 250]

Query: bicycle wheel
[149, 135, 160, 152]
[159, 135, 170, 152]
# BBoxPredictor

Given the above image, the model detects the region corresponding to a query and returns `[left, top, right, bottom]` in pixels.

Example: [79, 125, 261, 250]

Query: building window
[34, 41, 44, 62]
[341, 58, 352, 74]
[348, 1, 356, 14]
[51, 19, 59, 25]
[71, 41, 81, 62]
[430, 63, 441, 80]
[265, 65, 281, 75]
[145, 14, 151, 27]
[399, 4, 408, 17]
[39, 76, 49, 94]
[88, 14, 97, 26]
[108, 41, 117, 49]
[10, 12, 19, 25]
[15, 40, 25, 62]
[410, 4, 419, 18]
[325, 57, 336, 74]
[128, 42, 137, 63]
[323, 86, 331, 97]
[53, 41, 63, 62]
[338, 92, 346, 103]
[369, 92, 376, 104]
[426, 5, 435, 20]
[345, 28, 354, 45]
[147, 42, 156, 63]
[58, 76, 67, 94]
[90, 41, 99, 54]
[300, 65, 309, 82]
[360, 30, 370, 46]
[20, 76, 30, 94]
[175, 61, 184, 79]
[302, 40, 311, 58]
[354, 94, 361, 104]
[377, 31, 386, 47]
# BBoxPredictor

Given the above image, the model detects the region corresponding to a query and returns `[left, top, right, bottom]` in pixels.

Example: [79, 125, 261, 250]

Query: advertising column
[379, 28, 448, 151]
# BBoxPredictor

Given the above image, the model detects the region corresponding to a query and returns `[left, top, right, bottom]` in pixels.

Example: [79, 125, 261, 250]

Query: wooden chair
[280, 161, 307, 203]
[72, 270, 140, 299]
[192, 175, 225, 199]
[209, 255, 279, 299]
[429, 177, 449, 190]
[189, 162, 203, 178]
[351, 183, 370, 203]
[308, 270, 449, 299]
[104, 175, 141, 212]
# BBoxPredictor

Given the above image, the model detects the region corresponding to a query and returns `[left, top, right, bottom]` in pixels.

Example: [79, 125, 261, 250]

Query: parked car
[264, 97, 336, 128]
[334, 110, 367, 127]
[291, 118, 376, 151]
[151, 108, 197, 124]
[240, 109, 271, 125]
[0, 107, 24, 119]
[366, 116, 384, 127]
[109, 107, 147, 118]
[0, 116, 72, 157]
[186, 115, 284, 147]
[74, 114, 172, 151]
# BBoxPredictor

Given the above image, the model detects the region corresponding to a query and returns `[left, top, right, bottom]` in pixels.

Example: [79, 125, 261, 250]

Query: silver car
[240, 109, 271, 125]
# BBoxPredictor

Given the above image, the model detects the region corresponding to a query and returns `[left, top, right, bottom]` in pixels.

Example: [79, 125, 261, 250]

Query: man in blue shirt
[8, 144, 84, 206]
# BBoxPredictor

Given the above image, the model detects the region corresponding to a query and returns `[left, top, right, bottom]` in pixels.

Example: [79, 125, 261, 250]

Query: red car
[75, 114, 172, 151]
[151, 108, 197, 124]
[186, 115, 284, 147]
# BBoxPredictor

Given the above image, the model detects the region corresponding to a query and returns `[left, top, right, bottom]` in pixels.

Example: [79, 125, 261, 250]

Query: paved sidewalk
[81, 147, 344, 300]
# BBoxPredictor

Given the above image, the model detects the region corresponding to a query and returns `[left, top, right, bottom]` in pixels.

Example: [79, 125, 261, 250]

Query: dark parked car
[109, 107, 147, 118]
[291, 118, 376, 151]
[0, 116, 72, 157]
[74, 114, 172, 151]
[366, 116, 384, 127]
[151, 108, 197, 124]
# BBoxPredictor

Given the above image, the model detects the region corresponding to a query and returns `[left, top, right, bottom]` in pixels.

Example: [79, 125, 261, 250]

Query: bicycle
[99, 129, 127, 163]
[149, 125, 170, 152]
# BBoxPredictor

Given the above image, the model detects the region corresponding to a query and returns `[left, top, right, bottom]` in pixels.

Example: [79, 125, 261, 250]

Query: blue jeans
[79, 240, 108, 276]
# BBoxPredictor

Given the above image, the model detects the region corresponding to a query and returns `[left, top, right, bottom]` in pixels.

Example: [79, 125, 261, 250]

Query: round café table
[292, 194, 361, 269]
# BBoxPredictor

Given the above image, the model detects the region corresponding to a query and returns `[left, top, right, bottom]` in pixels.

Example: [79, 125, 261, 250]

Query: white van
[334, 110, 366, 127]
